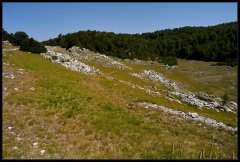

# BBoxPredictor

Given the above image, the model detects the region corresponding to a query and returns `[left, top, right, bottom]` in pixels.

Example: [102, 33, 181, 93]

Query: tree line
[42, 22, 237, 66]
[3, 21, 237, 66]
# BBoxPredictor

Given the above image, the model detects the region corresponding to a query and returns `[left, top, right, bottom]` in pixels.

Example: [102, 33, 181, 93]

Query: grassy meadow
[2, 44, 237, 159]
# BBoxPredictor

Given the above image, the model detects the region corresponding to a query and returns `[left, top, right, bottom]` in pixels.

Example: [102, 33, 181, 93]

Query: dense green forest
[42, 22, 237, 66]
[3, 22, 237, 66]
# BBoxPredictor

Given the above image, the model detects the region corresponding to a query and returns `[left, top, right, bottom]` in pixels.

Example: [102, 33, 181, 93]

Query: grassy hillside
[2, 43, 237, 159]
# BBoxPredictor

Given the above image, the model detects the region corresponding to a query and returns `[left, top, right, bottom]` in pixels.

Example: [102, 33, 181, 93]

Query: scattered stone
[12, 146, 19, 151]
[8, 126, 12, 130]
[14, 88, 19, 91]
[106, 76, 114, 80]
[33, 142, 38, 147]
[132, 70, 237, 113]
[3, 87, 8, 97]
[138, 101, 237, 133]
[18, 71, 24, 74]
[71, 52, 78, 58]
[216, 106, 226, 111]
[189, 112, 198, 118]
[165, 96, 174, 101]
[3, 40, 11, 45]
[175, 100, 182, 104]
[132, 70, 180, 91]
[68, 47, 131, 70]
[126, 81, 161, 96]
[68, 46, 80, 52]
[3, 73, 15, 79]
[41, 50, 100, 75]
[162, 64, 177, 70]
[40, 150, 46, 155]
[103, 60, 130, 70]
[229, 101, 237, 109]
[171, 91, 236, 113]
[30, 87, 35, 91]
[3, 62, 10, 65]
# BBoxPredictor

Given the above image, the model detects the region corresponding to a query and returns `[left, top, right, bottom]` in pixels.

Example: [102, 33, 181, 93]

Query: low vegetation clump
[3, 29, 47, 54]
[161, 56, 178, 66]
[211, 58, 237, 67]
[20, 38, 47, 54]
[221, 93, 229, 106]
[51, 55, 58, 60]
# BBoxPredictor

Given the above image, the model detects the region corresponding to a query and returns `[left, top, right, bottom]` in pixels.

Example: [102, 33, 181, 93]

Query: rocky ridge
[68, 46, 131, 70]
[132, 70, 237, 113]
[41, 50, 100, 75]
[138, 101, 237, 133]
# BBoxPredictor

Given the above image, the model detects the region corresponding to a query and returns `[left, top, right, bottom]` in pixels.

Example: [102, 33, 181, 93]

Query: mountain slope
[3, 42, 237, 159]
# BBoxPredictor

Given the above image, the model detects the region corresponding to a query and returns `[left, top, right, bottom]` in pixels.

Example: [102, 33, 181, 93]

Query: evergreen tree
[13, 31, 29, 46]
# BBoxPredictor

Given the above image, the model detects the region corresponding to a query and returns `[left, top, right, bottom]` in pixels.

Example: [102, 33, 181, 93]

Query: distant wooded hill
[3, 21, 237, 66]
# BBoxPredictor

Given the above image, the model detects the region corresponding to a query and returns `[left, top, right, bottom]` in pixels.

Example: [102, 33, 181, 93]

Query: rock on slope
[41, 50, 100, 75]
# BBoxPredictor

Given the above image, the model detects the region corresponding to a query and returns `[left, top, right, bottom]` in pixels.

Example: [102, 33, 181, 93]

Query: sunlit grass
[2, 49, 237, 159]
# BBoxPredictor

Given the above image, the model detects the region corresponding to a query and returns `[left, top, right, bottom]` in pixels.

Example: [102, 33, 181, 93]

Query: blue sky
[3, 2, 237, 42]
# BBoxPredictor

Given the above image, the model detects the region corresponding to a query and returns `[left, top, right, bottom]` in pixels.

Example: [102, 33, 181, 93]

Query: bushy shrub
[221, 93, 229, 106]
[20, 38, 47, 54]
[211, 58, 237, 67]
[161, 56, 178, 66]
[13, 31, 29, 46]
[224, 58, 236, 67]
[51, 56, 58, 60]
